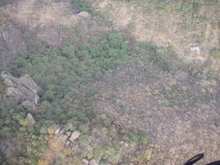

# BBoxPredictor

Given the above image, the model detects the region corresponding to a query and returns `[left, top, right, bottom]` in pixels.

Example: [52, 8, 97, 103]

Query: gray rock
[82, 159, 89, 165]
[59, 127, 66, 135]
[85, 146, 93, 151]
[69, 130, 81, 142]
[59, 134, 68, 145]
[54, 126, 61, 135]
[77, 11, 91, 20]
[72, 144, 79, 151]
[34, 95, 39, 105]
[1, 71, 14, 80]
[1, 71, 40, 109]
[89, 159, 98, 165]
[65, 140, 70, 146]
[19, 74, 39, 94]
[26, 113, 37, 127]
[2, 31, 12, 43]
[4, 78, 14, 87]
[22, 100, 35, 109]
[5, 87, 23, 98]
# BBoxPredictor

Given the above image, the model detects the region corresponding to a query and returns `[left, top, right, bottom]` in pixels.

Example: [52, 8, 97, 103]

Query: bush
[211, 50, 220, 59]
[156, 49, 165, 57]
[0, 77, 6, 95]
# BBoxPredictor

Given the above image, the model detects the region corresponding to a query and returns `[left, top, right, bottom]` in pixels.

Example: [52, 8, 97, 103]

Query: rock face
[50, 124, 81, 149]
[1, 71, 40, 109]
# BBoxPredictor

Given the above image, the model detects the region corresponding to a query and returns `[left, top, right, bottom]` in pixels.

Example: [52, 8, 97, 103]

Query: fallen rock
[72, 144, 79, 151]
[77, 11, 91, 20]
[59, 134, 69, 145]
[54, 126, 61, 135]
[69, 130, 81, 142]
[22, 100, 35, 109]
[82, 159, 89, 165]
[3, 78, 13, 87]
[26, 113, 37, 127]
[89, 159, 98, 165]
[65, 140, 70, 146]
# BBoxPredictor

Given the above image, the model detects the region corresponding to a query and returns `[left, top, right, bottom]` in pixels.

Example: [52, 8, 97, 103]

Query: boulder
[54, 126, 61, 135]
[19, 74, 39, 94]
[77, 11, 91, 20]
[65, 140, 70, 146]
[22, 100, 35, 109]
[3, 78, 13, 87]
[82, 159, 89, 165]
[72, 144, 79, 151]
[69, 130, 81, 142]
[89, 159, 98, 165]
[5, 87, 23, 98]
[26, 113, 37, 127]
[59, 127, 66, 135]
[1, 71, 40, 109]
[2, 30, 11, 43]
[59, 134, 68, 145]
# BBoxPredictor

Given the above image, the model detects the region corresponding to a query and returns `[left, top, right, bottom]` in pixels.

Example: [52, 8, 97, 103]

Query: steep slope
[90, 0, 220, 65]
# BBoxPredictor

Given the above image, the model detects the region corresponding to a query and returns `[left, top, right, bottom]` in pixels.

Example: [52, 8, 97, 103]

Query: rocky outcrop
[51, 124, 81, 146]
[1, 71, 40, 109]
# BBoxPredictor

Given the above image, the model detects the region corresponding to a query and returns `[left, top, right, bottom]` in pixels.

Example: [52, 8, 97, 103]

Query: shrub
[156, 49, 165, 57]
[211, 50, 220, 59]
[0, 77, 6, 95]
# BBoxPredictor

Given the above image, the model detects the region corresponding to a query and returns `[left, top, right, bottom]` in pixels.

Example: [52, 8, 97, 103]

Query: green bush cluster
[211, 50, 220, 59]
[123, 131, 148, 144]
[0, 77, 6, 95]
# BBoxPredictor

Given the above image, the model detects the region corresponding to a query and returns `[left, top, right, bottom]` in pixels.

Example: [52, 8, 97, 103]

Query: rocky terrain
[92, 59, 220, 164]
[90, 0, 220, 65]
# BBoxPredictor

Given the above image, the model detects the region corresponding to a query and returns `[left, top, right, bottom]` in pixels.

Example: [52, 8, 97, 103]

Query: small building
[190, 46, 200, 51]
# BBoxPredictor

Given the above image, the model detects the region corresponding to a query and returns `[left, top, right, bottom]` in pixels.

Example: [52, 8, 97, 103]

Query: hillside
[0, 0, 220, 165]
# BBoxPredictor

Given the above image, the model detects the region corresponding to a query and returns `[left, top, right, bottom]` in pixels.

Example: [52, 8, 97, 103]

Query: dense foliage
[0, 31, 150, 164]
